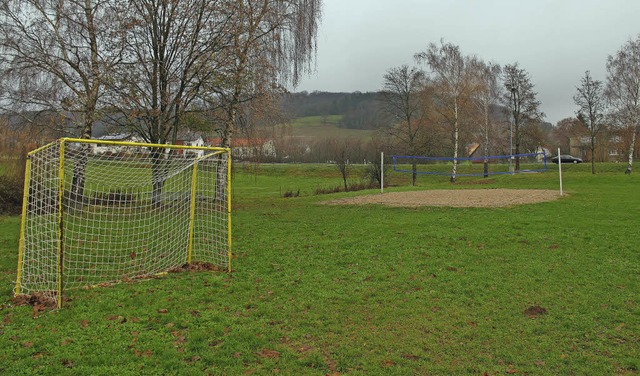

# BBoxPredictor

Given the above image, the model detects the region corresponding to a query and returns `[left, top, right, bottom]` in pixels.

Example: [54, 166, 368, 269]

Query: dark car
[551, 155, 583, 164]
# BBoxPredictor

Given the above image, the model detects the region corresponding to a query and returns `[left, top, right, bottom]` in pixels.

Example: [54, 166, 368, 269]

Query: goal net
[15, 138, 231, 307]
[392, 152, 548, 177]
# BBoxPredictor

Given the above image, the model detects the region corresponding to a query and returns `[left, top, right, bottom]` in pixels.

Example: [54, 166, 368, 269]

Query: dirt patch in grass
[169, 262, 225, 272]
[12, 293, 59, 316]
[323, 189, 561, 208]
[524, 305, 548, 318]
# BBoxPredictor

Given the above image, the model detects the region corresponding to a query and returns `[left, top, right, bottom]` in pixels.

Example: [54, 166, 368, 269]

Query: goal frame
[15, 137, 232, 308]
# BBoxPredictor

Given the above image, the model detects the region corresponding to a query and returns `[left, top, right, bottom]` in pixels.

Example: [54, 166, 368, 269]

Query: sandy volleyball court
[324, 189, 561, 208]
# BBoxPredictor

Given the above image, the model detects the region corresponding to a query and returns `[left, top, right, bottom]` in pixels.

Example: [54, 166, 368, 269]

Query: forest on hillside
[281, 91, 386, 130]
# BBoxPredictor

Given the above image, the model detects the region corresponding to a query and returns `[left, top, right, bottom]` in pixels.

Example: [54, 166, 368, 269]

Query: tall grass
[0, 163, 638, 374]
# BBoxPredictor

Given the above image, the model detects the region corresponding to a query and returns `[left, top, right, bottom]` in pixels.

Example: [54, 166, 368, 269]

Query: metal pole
[510, 87, 515, 174]
[381, 151, 384, 194]
[558, 147, 563, 196]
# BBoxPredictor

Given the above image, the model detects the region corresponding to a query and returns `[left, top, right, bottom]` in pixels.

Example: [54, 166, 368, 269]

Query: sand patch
[324, 189, 561, 208]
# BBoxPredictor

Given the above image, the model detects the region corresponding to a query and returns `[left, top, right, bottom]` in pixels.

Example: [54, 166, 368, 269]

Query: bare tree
[415, 41, 473, 183]
[202, 0, 322, 148]
[502, 63, 544, 172]
[574, 71, 606, 174]
[378, 65, 428, 186]
[470, 59, 502, 177]
[108, 0, 224, 145]
[0, 0, 124, 203]
[103, 0, 230, 205]
[327, 137, 362, 191]
[605, 36, 640, 175]
[553, 117, 585, 153]
[0, 0, 122, 137]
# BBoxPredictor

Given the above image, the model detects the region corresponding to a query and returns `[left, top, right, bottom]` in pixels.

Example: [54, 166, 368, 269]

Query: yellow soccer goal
[15, 138, 232, 308]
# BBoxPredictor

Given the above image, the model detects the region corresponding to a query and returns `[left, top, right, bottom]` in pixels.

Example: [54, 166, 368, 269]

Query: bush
[0, 151, 27, 215]
[314, 181, 378, 195]
[0, 173, 24, 215]
[282, 188, 300, 198]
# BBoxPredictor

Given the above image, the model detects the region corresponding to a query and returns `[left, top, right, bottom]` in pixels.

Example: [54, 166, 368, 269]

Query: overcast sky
[296, 0, 640, 125]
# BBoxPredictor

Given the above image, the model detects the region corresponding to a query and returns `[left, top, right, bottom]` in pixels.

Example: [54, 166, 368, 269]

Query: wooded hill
[281, 91, 385, 130]
[281, 90, 553, 139]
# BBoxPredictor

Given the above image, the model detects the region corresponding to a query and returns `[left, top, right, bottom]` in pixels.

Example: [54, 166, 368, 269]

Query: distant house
[90, 131, 212, 157]
[175, 131, 205, 157]
[569, 134, 625, 162]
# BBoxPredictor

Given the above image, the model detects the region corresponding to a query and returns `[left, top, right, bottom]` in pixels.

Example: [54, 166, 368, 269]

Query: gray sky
[296, 0, 640, 125]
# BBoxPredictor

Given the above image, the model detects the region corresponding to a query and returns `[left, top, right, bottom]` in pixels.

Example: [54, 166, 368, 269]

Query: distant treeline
[281, 91, 385, 130]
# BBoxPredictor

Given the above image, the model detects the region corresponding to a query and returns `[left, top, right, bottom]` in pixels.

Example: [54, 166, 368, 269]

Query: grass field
[1, 162, 639, 375]
[288, 115, 377, 140]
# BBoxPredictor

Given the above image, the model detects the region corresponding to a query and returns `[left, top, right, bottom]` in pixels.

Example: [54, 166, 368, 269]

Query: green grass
[1, 163, 639, 374]
[288, 115, 376, 140]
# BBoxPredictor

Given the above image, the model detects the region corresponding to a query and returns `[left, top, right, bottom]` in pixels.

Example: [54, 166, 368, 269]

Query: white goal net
[15, 138, 231, 307]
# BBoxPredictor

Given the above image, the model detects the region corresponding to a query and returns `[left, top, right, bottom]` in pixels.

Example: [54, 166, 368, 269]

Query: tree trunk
[483, 100, 490, 178]
[514, 120, 521, 172]
[341, 164, 348, 191]
[591, 136, 596, 174]
[450, 99, 459, 183]
[151, 147, 166, 207]
[412, 160, 417, 186]
[69, 110, 95, 210]
[625, 127, 636, 174]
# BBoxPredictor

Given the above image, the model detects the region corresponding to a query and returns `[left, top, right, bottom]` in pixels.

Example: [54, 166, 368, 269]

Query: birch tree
[605, 36, 640, 175]
[470, 59, 502, 177]
[379, 65, 428, 186]
[574, 70, 606, 174]
[415, 41, 471, 183]
[502, 63, 543, 172]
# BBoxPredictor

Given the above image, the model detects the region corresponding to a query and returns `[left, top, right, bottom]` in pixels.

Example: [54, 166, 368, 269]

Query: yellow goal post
[15, 138, 232, 308]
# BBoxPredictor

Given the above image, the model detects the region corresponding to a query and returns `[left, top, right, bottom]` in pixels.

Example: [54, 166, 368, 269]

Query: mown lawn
[0, 163, 638, 375]
[287, 115, 376, 140]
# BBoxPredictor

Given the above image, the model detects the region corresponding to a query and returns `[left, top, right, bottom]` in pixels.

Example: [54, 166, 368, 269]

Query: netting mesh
[16, 139, 230, 305]
[393, 153, 548, 176]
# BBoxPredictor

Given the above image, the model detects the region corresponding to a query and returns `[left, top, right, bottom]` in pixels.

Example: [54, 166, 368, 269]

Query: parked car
[551, 155, 583, 164]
